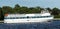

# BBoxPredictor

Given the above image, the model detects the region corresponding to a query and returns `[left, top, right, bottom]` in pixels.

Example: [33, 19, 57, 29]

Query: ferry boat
[4, 10, 54, 23]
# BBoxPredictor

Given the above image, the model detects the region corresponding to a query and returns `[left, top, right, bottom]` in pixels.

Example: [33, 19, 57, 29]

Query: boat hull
[4, 17, 53, 23]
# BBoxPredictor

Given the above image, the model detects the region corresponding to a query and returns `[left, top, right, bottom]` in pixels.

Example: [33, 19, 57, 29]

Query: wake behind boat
[4, 10, 54, 23]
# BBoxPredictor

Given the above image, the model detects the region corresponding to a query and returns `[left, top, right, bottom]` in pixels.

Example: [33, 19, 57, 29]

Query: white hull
[4, 17, 53, 23]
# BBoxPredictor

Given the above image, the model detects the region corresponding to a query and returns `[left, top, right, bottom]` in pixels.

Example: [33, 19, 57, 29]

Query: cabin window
[4, 16, 52, 19]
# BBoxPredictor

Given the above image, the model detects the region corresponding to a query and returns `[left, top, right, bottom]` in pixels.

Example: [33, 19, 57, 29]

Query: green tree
[20, 6, 29, 14]
[13, 4, 20, 13]
[35, 6, 42, 13]
[2, 6, 12, 14]
[46, 7, 52, 13]
[0, 7, 4, 20]
[51, 7, 59, 15]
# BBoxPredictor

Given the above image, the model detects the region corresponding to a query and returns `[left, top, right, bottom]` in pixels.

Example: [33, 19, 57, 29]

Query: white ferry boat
[4, 10, 54, 23]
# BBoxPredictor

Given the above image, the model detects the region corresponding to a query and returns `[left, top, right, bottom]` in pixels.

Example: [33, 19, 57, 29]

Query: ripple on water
[0, 20, 60, 29]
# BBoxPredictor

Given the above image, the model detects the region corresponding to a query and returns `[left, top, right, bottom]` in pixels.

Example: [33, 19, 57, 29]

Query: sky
[0, 0, 60, 8]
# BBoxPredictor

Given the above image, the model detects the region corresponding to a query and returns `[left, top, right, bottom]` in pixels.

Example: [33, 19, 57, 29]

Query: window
[4, 16, 52, 19]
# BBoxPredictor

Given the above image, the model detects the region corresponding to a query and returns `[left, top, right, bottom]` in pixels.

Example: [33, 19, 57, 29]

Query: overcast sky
[0, 0, 60, 8]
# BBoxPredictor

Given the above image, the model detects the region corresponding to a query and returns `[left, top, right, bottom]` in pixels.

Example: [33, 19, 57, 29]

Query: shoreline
[54, 18, 60, 20]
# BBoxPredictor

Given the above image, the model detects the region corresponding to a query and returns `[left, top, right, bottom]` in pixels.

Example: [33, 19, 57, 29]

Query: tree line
[0, 4, 60, 20]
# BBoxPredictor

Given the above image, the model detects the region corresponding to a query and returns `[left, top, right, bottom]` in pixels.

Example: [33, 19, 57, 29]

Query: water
[0, 20, 60, 29]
